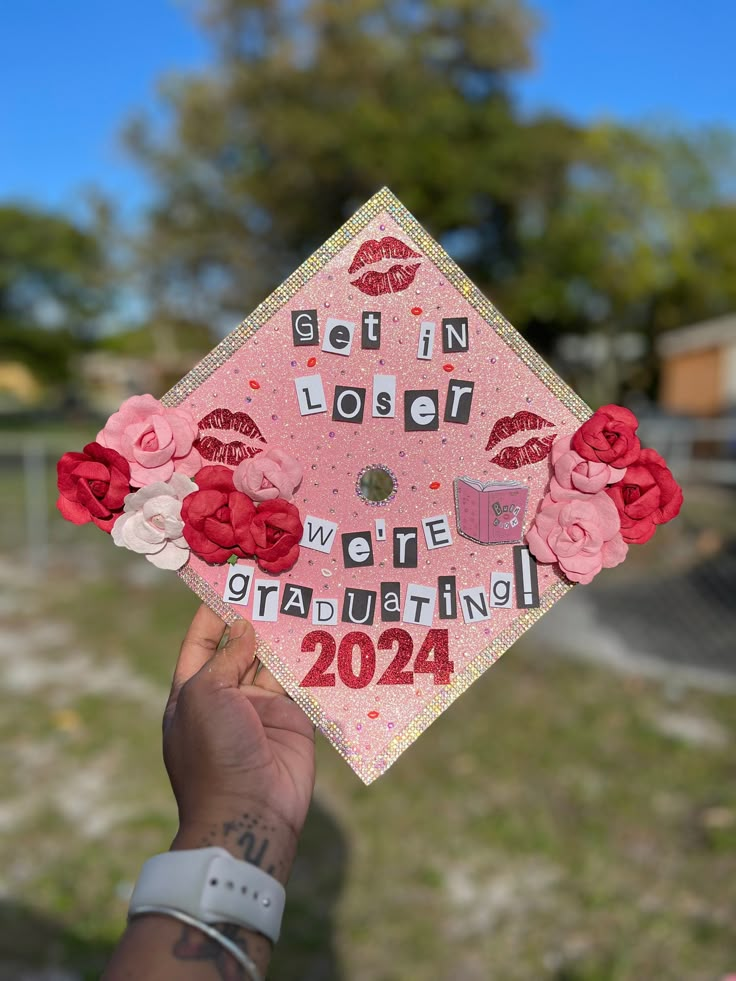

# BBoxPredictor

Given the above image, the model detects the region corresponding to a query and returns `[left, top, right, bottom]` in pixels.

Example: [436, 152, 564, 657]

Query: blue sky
[2, 0, 733, 218]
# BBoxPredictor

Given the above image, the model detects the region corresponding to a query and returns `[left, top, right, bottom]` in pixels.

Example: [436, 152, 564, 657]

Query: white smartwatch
[128, 847, 286, 943]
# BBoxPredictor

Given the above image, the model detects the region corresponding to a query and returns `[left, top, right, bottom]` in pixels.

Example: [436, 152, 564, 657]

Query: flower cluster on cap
[526, 404, 683, 584]
[56, 394, 304, 575]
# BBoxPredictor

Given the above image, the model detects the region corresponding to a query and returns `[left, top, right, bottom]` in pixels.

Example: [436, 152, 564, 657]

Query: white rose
[111, 473, 197, 570]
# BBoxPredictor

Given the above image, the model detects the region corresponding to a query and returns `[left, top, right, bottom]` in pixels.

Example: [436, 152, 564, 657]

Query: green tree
[125, 0, 736, 403]
[511, 124, 736, 402]
[0, 205, 105, 389]
[125, 0, 577, 319]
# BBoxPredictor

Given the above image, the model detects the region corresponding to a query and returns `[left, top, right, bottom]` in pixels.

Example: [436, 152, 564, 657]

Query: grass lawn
[0, 459, 734, 980]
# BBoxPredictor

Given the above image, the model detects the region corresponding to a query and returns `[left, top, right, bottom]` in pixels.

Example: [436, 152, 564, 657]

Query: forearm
[104, 808, 297, 980]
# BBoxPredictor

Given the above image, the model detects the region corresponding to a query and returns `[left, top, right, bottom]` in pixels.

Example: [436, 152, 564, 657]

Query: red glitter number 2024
[299, 628, 453, 689]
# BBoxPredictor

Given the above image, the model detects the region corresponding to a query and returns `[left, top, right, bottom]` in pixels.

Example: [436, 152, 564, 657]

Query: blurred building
[658, 314, 736, 416]
[0, 361, 43, 408]
[79, 352, 159, 415]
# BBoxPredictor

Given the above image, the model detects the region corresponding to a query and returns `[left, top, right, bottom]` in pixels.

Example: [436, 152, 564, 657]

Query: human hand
[163, 604, 315, 879]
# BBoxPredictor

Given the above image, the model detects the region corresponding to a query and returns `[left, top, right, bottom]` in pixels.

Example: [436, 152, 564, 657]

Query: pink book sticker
[454, 478, 529, 545]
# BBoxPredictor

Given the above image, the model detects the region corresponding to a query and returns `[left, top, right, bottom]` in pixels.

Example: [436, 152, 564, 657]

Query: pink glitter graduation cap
[57, 188, 682, 783]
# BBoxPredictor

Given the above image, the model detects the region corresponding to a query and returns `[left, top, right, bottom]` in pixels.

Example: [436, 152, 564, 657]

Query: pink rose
[548, 435, 625, 501]
[526, 491, 628, 585]
[97, 394, 202, 487]
[111, 473, 197, 570]
[233, 447, 303, 502]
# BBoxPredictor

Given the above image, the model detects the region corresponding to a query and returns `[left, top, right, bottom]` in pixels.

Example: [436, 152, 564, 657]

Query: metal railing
[639, 417, 736, 485]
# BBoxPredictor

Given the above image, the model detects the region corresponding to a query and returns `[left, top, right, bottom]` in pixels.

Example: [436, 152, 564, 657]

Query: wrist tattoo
[172, 813, 285, 976]
[174, 923, 250, 981]
[199, 811, 288, 877]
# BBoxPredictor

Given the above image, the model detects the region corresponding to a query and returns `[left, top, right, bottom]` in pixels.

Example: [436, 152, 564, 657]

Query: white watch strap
[129, 847, 286, 943]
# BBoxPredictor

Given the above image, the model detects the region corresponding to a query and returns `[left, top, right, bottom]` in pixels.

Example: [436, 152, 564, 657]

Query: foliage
[0, 205, 105, 385]
[2, 1, 735, 406]
[121, 0, 736, 403]
[124, 0, 577, 317]
[511, 125, 736, 399]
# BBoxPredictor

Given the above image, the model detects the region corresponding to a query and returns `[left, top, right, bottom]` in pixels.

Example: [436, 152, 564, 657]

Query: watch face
[162, 188, 590, 784]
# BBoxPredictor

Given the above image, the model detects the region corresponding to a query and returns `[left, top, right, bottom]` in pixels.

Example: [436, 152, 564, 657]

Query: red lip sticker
[490, 435, 556, 469]
[195, 407, 267, 466]
[485, 411, 556, 469]
[349, 236, 422, 296]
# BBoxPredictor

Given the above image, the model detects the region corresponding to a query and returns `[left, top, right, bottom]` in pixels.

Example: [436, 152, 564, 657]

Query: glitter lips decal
[195, 408, 267, 466]
[485, 411, 556, 469]
[349, 235, 421, 296]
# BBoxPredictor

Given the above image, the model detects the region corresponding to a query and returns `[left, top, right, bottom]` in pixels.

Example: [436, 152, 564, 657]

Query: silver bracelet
[129, 903, 263, 981]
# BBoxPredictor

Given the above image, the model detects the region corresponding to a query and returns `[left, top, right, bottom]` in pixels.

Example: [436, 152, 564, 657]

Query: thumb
[194, 618, 258, 691]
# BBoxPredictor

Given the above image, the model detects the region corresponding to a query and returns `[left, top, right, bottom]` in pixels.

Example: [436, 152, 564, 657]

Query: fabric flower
[111, 473, 197, 570]
[571, 404, 641, 468]
[251, 499, 303, 574]
[526, 491, 628, 585]
[181, 466, 256, 565]
[57, 442, 131, 532]
[605, 448, 683, 544]
[549, 434, 625, 501]
[97, 394, 202, 487]
[233, 447, 303, 502]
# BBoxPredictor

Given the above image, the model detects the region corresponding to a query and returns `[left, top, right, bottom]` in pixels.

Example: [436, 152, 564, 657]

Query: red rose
[572, 404, 641, 468]
[605, 448, 683, 544]
[181, 466, 257, 564]
[57, 442, 131, 532]
[251, 499, 303, 574]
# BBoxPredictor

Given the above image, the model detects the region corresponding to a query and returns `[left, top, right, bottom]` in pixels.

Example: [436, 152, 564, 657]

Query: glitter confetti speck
[290, 360, 297, 367]
[329, 431, 336, 438]
[248, 379, 260, 390]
